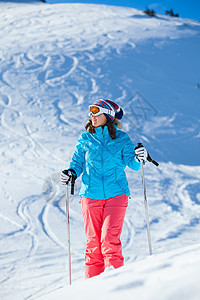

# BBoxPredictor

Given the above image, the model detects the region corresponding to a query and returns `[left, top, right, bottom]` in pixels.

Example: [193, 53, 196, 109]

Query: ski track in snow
[0, 2, 200, 299]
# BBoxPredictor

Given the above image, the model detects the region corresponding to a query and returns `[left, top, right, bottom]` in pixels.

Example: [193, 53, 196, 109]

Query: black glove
[60, 169, 77, 185]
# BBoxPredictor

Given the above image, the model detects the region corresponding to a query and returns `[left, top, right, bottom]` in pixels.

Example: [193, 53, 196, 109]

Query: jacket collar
[95, 125, 107, 135]
[94, 125, 117, 142]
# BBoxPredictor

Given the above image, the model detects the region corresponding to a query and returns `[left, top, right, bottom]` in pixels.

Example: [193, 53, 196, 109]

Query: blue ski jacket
[68, 125, 141, 200]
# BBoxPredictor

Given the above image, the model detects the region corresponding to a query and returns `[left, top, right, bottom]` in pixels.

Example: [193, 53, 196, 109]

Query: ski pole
[135, 143, 159, 256]
[140, 161, 153, 255]
[66, 184, 72, 285]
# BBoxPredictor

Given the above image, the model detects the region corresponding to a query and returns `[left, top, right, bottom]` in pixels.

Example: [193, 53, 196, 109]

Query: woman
[60, 99, 147, 279]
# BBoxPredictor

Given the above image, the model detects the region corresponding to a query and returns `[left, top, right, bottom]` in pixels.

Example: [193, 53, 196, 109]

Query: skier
[60, 99, 148, 279]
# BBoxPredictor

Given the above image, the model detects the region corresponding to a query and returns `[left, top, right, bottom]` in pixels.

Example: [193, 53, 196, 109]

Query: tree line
[144, 8, 179, 18]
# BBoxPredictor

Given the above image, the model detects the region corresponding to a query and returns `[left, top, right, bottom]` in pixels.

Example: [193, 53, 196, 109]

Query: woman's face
[91, 114, 107, 127]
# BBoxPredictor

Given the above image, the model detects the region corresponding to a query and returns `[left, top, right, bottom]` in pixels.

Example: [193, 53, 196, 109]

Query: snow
[40, 243, 200, 300]
[0, 1, 200, 300]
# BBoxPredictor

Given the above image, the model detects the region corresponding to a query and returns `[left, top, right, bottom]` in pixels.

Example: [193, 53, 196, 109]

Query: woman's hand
[60, 169, 77, 185]
[135, 146, 148, 163]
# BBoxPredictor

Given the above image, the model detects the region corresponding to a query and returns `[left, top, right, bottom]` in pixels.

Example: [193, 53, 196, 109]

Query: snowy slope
[39, 243, 200, 300]
[0, 1, 200, 300]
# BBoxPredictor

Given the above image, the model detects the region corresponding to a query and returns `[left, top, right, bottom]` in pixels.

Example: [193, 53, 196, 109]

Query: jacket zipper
[102, 129, 106, 199]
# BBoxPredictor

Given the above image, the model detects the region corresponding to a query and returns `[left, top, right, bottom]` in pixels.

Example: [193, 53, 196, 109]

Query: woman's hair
[85, 118, 121, 139]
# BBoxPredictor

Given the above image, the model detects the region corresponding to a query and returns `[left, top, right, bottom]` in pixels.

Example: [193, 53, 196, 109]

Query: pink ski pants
[81, 194, 128, 279]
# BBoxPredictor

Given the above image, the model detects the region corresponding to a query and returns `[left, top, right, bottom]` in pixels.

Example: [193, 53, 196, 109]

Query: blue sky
[46, 0, 200, 22]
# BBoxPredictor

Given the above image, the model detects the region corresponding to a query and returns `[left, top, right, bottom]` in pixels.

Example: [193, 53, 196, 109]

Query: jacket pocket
[81, 173, 90, 194]
[115, 169, 128, 192]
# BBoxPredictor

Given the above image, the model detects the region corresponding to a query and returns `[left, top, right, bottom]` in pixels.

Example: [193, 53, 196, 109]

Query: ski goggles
[89, 105, 115, 117]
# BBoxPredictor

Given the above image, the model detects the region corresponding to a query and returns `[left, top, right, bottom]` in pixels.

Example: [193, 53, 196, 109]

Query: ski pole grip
[71, 182, 75, 195]
[135, 142, 143, 150]
[71, 174, 76, 195]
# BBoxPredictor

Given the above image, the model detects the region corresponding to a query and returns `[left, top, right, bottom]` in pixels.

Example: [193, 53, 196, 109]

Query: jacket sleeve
[121, 133, 141, 171]
[68, 134, 86, 178]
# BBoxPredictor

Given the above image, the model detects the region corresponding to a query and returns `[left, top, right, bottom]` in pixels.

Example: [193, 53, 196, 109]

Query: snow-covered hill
[0, 1, 200, 299]
[39, 242, 200, 300]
